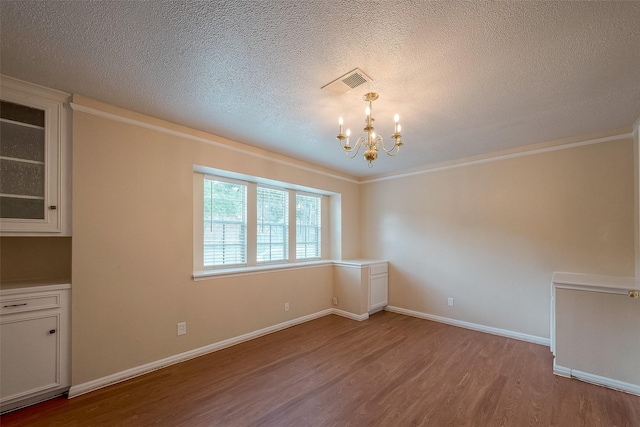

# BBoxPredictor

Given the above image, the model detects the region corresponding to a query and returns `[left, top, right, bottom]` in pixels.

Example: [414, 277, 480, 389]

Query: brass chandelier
[336, 92, 404, 168]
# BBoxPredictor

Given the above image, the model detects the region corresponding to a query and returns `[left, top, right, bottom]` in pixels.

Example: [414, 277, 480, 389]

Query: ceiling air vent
[321, 68, 373, 96]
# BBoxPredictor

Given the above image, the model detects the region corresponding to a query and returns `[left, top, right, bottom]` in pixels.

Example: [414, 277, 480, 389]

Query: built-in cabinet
[0, 76, 71, 235]
[0, 284, 71, 413]
[368, 262, 389, 312]
[550, 272, 640, 396]
[333, 260, 388, 317]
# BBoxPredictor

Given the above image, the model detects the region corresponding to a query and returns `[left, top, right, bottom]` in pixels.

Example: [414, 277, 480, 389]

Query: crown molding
[361, 131, 634, 184]
[69, 101, 360, 185]
[66, 88, 640, 187]
[1, 74, 70, 102]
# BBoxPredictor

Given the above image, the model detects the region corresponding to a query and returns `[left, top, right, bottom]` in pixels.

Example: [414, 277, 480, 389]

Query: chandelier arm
[345, 137, 366, 159]
[339, 140, 355, 152]
[384, 146, 401, 156]
[380, 136, 401, 155]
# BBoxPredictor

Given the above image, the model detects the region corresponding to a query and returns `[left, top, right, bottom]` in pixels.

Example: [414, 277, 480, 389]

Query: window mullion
[246, 182, 258, 266]
[288, 190, 296, 263]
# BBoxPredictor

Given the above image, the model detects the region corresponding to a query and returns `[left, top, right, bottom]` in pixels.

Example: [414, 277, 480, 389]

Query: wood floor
[2, 311, 639, 426]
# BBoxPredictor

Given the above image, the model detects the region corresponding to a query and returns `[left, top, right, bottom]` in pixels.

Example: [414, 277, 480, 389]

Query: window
[257, 186, 288, 263]
[195, 169, 331, 273]
[203, 178, 247, 267]
[296, 194, 321, 259]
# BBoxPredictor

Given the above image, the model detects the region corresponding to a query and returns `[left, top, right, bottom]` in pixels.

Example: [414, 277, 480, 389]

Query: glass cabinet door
[0, 77, 68, 235]
[0, 101, 47, 220]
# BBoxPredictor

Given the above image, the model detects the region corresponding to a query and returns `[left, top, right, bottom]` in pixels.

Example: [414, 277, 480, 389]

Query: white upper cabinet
[0, 77, 71, 235]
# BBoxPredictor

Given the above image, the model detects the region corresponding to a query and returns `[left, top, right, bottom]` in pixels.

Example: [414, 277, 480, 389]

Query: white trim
[552, 272, 639, 295]
[194, 165, 337, 197]
[69, 308, 336, 398]
[362, 132, 634, 184]
[385, 306, 550, 346]
[69, 102, 359, 185]
[553, 363, 640, 396]
[332, 309, 369, 321]
[193, 260, 333, 281]
[0, 75, 69, 102]
[552, 361, 572, 378]
[76, 305, 640, 402]
[68, 92, 635, 186]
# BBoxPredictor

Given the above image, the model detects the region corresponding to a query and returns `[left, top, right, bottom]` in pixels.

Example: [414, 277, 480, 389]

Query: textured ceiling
[1, 1, 639, 179]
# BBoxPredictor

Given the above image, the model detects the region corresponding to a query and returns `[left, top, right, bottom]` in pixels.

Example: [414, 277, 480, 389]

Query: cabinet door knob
[49, 205, 57, 210]
[49, 329, 57, 334]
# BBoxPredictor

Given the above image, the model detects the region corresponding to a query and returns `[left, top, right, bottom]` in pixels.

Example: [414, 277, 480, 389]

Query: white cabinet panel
[370, 273, 388, 312]
[1, 315, 60, 399]
[0, 285, 70, 413]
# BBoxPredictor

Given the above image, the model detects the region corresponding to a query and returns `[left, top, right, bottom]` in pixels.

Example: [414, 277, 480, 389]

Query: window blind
[203, 178, 247, 266]
[296, 193, 321, 259]
[257, 186, 288, 263]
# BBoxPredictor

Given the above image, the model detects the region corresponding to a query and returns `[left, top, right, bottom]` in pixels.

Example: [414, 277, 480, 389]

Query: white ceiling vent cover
[321, 68, 373, 96]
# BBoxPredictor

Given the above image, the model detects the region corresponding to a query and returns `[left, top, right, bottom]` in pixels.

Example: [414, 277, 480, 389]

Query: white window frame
[295, 192, 322, 260]
[202, 176, 248, 268]
[193, 167, 332, 276]
[256, 185, 289, 264]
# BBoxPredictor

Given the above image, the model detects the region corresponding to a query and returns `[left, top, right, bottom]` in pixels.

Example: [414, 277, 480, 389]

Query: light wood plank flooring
[2, 311, 639, 426]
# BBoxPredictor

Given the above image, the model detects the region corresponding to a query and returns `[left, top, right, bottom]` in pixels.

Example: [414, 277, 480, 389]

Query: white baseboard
[332, 309, 369, 321]
[552, 360, 572, 377]
[69, 308, 334, 398]
[553, 362, 640, 396]
[69, 305, 639, 400]
[385, 306, 550, 346]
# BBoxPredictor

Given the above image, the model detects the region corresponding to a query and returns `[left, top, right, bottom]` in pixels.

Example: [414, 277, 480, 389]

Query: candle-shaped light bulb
[338, 116, 344, 135]
[397, 124, 401, 133]
[365, 106, 371, 117]
[394, 113, 400, 133]
[346, 128, 351, 137]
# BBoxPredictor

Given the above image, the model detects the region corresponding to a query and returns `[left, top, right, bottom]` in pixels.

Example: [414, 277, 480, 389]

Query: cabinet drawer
[1, 294, 60, 315]
[370, 263, 388, 276]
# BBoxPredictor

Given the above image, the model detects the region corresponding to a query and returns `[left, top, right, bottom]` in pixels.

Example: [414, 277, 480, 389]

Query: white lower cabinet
[333, 260, 388, 316]
[369, 263, 389, 312]
[0, 285, 70, 413]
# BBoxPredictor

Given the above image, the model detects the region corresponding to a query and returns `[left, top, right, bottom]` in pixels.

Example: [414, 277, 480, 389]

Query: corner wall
[361, 138, 635, 339]
[71, 97, 360, 385]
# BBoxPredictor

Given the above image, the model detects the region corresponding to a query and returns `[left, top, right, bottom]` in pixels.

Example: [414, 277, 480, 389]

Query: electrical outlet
[284, 302, 289, 312]
[332, 296, 338, 305]
[177, 322, 186, 336]
[448, 298, 454, 307]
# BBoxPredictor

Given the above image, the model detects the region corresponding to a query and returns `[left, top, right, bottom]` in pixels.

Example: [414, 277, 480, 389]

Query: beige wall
[361, 139, 635, 339]
[71, 97, 359, 385]
[1, 237, 71, 282]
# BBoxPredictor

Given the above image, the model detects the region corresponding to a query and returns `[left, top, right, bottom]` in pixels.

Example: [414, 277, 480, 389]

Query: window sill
[193, 260, 332, 281]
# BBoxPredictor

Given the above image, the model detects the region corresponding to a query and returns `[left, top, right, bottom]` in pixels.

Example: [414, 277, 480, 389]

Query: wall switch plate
[177, 322, 187, 336]
[448, 298, 454, 307]
[284, 302, 289, 312]
[332, 297, 338, 305]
